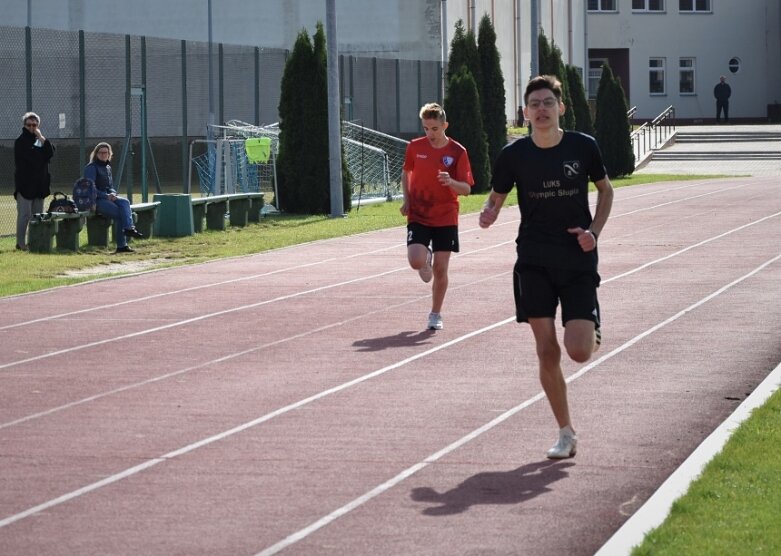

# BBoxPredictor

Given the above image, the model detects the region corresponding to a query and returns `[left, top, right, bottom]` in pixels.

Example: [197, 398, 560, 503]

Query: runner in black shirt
[479, 75, 614, 459]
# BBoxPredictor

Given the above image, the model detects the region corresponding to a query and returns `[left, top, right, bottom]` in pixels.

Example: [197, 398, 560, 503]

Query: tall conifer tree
[478, 14, 507, 167]
[277, 23, 351, 214]
[445, 66, 490, 192]
[594, 63, 635, 177]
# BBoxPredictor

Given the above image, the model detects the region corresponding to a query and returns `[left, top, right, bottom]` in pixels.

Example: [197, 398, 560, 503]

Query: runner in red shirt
[401, 103, 474, 330]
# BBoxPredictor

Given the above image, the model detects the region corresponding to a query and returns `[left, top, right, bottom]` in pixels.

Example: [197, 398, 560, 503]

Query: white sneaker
[418, 247, 433, 283]
[546, 427, 577, 459]
[427, 312, 443, 330]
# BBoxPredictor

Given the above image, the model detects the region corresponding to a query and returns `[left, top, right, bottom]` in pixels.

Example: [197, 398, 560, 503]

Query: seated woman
[84, 142, 143, 253]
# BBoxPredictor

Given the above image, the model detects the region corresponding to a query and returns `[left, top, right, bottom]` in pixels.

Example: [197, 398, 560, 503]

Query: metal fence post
[25, 26, 32, 110]
[181, 40, 188, 192]
[372, 57, 378, 130]
[255, 46, 260, 126]
[79, 30, 86, 167]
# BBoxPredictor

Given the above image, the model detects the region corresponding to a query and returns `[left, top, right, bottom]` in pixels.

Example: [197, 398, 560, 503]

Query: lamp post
[326, 0, 344, 217]
[207, 0, 215, 139]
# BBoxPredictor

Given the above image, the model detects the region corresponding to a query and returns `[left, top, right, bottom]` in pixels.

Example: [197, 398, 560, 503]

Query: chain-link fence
[0, 25, 442, 236]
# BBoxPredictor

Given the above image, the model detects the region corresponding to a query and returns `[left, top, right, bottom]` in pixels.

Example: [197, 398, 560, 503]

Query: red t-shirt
[403, 137, 474, 227]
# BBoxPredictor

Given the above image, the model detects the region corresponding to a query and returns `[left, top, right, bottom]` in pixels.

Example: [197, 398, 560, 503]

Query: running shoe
[546, 427, 577, 459]
[427, 312, 443, 330]
[418, 247, 433, 283]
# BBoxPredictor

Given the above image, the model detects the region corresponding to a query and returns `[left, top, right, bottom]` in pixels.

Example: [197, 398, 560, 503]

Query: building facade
[586, 0, 781, 122]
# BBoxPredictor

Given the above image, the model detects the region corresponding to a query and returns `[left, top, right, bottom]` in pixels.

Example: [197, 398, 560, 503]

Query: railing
[630, 105, 676, 167]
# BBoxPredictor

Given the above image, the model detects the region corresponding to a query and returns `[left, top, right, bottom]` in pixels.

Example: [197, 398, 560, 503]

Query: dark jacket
[714, 82, 731, 102]
[14, 127, 55, 200]
[84, 159, 115, 200]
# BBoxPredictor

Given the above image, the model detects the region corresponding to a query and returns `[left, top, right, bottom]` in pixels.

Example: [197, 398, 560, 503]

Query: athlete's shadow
[410, 459, 574, 516]
[353, 330, 435, 352]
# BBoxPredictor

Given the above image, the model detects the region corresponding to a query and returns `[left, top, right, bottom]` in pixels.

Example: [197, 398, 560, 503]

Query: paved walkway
[635, 124, 781, 176]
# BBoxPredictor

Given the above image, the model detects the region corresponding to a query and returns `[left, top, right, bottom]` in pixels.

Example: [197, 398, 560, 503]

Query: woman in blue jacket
[84, 142, 143, 253]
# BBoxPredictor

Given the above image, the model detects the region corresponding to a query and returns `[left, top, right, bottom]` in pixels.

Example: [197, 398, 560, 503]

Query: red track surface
[1, 176, 780, 555]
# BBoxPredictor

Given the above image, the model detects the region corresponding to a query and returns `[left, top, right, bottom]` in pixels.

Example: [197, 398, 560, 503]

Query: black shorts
[513, 262, 601, 326]
[406, 222, 460, 252]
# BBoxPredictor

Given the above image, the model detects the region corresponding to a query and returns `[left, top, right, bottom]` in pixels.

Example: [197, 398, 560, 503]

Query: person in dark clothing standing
[14, 112, 55, 250]
[714, 76, 732, 123]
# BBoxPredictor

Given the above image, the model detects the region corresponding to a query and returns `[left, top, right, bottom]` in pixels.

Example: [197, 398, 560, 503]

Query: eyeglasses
[527, 98, 559, 109]
[25, 122, 39, 128]
[97, 150, 110, 155]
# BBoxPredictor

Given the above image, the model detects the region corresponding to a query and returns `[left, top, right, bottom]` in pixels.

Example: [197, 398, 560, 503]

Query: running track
[1, 176, 779, 555]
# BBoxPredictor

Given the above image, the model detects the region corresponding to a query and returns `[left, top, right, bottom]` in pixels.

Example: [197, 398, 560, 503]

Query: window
[679, 58, 695, 94]
[679, 0, 711, 12]
[587, 0, 617, 12]
[633, 0, 665, 12]
[588, 59, 607, 99]
[728, 57, 741, 74]
[649, 58, 666, 94]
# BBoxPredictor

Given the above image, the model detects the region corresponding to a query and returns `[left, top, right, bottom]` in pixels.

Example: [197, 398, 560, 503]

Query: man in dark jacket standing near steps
[714, 76, 732, 123]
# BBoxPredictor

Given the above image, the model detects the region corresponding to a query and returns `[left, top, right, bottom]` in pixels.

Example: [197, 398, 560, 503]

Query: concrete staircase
[652, 130, 781, 160]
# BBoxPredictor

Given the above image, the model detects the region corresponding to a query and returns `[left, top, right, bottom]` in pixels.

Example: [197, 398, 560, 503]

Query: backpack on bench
[72, 177, 97, 213]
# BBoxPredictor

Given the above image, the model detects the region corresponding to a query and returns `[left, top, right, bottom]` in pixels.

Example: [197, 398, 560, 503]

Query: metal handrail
[630, 105, 676, 166]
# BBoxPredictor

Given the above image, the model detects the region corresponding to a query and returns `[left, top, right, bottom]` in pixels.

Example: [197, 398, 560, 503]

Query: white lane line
[1, 178, 755, 332]
[595, 360, 781, 556]
[254, 253, 781, 556]
[0, 318, 513, 529]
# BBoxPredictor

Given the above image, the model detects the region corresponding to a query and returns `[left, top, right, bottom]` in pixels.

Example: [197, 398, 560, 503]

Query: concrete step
[653, 151, 781, 160]
[676, 132, 781, 143]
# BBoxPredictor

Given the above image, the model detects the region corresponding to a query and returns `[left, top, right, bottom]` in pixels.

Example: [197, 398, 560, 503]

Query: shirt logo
[563, 160, 581, 179]
[441, 155, 455, 168]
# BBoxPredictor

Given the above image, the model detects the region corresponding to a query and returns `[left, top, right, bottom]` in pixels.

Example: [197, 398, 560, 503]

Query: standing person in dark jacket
[714, 76, 732, 123]
[84, 142, 143, 253]
[14, 112, 55, 250]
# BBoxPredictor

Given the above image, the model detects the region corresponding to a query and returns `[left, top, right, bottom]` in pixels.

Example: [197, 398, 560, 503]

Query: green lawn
[632, 387, 781, 555]
[3, 172, 777, 555]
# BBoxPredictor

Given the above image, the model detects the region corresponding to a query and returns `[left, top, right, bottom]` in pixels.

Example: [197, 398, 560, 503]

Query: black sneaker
[124, 227, 144, 239]
[115, 245, 135, 253]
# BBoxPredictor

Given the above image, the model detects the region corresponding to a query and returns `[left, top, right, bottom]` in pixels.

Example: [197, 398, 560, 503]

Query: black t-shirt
[491, 131, 607, 271]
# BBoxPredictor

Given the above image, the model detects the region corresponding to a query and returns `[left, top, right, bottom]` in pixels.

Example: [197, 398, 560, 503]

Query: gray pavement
[635, 124, 781, 176]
